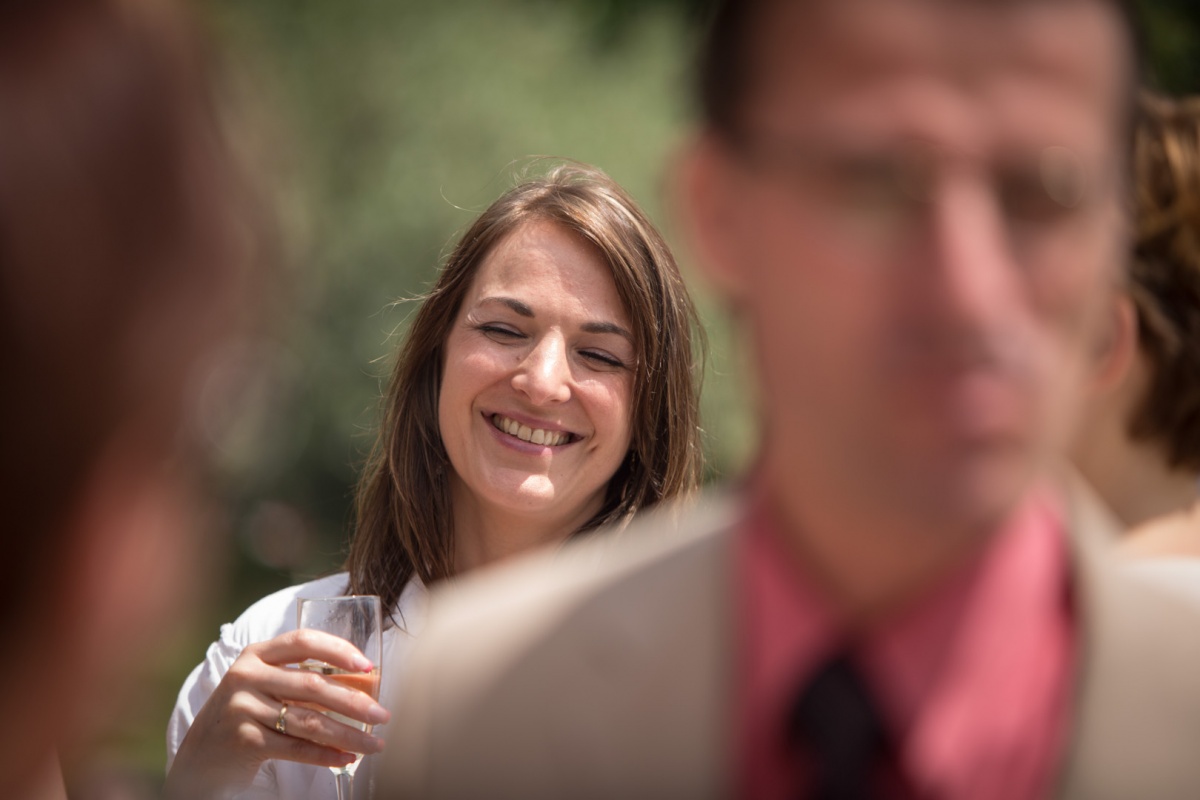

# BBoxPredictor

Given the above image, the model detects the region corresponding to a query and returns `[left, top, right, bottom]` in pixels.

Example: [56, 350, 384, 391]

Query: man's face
[693, 0, 1129, 533]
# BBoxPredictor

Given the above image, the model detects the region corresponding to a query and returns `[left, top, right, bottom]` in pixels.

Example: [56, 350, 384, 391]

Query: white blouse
[166, 573, 427, 799]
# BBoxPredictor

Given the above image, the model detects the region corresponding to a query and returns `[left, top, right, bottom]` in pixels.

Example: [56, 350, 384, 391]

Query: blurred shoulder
[1062, 553, 1200, 797]
[1123, 557, 1200, 606]
[385, 491, 743, 798]
[421, 489, 744, 648]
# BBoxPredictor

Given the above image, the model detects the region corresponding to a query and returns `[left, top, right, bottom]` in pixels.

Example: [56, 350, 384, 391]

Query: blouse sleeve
[165, 622, 280, 796]
[166, 622, 244, 768]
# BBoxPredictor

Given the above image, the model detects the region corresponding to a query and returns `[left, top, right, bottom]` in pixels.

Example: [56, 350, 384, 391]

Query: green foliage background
[75, 0, 1200, 791]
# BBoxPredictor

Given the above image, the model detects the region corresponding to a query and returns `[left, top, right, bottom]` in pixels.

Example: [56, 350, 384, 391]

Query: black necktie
[786, 652, 887, 800]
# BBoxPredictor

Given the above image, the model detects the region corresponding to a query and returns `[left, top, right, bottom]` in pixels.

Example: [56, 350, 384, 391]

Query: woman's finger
[268, 730, 361, 771]
[266, 700, 386, 758]
[248, 667, 390, 730]
[245, 628, 376, 672]
[237, 688, 385, 759]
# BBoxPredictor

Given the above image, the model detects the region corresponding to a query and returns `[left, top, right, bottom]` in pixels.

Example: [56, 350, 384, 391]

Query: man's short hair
[695, 0, 1144, 139]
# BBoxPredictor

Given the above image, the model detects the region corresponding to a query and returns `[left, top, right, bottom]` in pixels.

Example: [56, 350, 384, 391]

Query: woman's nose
[512, 334, 572, 405]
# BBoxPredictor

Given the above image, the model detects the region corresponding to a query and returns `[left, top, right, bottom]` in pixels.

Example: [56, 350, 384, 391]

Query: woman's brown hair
[1126, 91, 1200, 470]
[347, 161, 704, 617]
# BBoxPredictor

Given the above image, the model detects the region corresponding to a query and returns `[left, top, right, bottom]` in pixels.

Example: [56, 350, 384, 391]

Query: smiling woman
[164, 161, 704, 799]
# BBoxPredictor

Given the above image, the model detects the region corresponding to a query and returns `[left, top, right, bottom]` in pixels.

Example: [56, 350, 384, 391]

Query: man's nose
[918, 176, 1016, 334]
[512, 334, 572, 405]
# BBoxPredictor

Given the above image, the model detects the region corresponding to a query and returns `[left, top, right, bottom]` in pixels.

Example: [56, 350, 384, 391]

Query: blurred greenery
[1139, 0, 1200, 93]
[72, 0, 1200, 792]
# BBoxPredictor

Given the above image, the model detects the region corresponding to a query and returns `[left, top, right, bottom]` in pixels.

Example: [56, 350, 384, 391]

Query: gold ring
[275, 702, 289, 735]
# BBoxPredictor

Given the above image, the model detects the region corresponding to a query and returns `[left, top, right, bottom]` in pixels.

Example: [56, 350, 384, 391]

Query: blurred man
[0, 0, 264, 795]
[384, 1, 1200, 797]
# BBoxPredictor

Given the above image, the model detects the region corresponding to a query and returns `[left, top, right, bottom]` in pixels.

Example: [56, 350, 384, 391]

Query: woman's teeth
[491, 414, 570, 446]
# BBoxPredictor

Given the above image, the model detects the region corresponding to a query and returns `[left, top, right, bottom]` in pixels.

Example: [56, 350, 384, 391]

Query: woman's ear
[1090, 292, 1139, 393]
[671, 133, 750, 304]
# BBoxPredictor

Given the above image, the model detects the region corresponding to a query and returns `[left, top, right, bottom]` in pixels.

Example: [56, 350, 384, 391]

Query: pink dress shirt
[736, 485, 1076, 799]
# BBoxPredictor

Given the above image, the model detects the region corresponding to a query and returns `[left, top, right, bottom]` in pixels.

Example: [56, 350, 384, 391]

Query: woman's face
[439, 218, 636, 533]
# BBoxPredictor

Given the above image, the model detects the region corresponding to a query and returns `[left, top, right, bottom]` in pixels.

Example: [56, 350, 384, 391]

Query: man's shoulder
[1124, 557, 1200, 604]
[1087, 554, 1200, 668]
[384, 491, 742, 799]
[424, 489, 742, 650]
[1061, 555, 1200, 798]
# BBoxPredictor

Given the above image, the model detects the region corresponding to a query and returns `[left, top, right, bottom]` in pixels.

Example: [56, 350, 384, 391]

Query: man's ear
[1090, 291, 1139, 393]
[672, 133, 751, 303]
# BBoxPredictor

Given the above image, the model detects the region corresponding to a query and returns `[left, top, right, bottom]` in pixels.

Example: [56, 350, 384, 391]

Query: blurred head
[0, 0, 260, 779]
[681, 0, 1136, 540]
[350, 162, 703, 613]
[1121, 91, 1200, 472]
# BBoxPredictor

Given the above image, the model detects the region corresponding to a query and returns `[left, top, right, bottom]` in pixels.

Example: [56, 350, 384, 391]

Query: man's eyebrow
[477, 296, 633, 342]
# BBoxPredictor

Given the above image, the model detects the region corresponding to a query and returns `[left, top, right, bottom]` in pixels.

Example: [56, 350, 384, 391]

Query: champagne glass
[296, 595, 383, 800]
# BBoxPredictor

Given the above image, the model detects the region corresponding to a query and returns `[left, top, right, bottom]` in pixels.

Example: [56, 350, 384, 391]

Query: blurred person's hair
[348, 161, 705, 616]
[695, 0, 1144, 142]
[1125, 90, 1200, 471]
[0, 0, 261, 652]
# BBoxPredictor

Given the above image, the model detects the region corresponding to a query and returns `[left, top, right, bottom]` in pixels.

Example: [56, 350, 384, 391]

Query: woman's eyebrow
[581, 321, 633, 342]
[479, 296, 534, 317]
[478, 296, 632, 342]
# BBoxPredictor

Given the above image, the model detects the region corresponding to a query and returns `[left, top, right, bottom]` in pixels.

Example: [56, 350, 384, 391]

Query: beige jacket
[382, 484, 1200, 799]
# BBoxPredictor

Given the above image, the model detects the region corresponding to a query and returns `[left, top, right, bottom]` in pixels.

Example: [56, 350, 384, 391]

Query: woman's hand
[164, 629, 391, 800]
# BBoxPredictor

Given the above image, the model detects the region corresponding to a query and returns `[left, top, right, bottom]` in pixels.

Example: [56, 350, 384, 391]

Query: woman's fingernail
[367, 704, 391, 724]
[354, 656, 374, 672]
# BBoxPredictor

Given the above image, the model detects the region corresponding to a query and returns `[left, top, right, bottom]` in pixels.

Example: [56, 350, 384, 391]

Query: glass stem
[334, 770, 352, 800]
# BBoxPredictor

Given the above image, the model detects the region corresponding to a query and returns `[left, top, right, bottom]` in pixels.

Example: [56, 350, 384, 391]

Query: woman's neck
[1121, 499, 1200, 559]
[1075, 402, 1200, 531]
[449, 486, 602, 575]
[452, 515, 561, 574]
[1110, 459, 1200, 530]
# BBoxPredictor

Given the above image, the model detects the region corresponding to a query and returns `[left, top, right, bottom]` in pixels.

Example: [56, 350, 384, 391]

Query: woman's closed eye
[475, 321, 630, 370]
[580, 349, 627, 370]
[477, 323, 525, 341]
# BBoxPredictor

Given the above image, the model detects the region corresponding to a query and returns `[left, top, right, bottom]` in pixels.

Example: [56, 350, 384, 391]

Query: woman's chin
[478, 475, 605, 525]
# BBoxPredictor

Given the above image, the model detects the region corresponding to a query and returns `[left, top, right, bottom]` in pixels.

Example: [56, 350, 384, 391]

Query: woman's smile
[487, 412, 577, 447]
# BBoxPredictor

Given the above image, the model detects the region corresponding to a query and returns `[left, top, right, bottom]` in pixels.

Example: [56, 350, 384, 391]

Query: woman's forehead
[465, 220, 632, 324]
